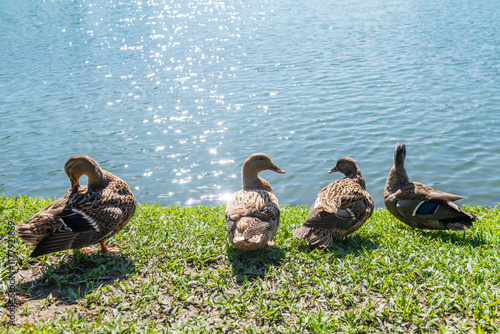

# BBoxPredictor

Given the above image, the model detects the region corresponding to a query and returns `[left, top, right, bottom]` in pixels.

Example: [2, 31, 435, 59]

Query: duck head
[241, 153, 285, 190]
[394, 141, 406, 167]
[242, 153, 285, 175]
[328, 157, 359, 177]
[65, 155, 106, 191]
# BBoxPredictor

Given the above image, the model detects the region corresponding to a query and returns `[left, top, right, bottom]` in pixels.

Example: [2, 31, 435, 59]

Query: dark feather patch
[440, 216, 475, 225]
[304, 212, 355, 230]
[30, 225, 75, 257]
[30, 224, 95, 258]
[69, 231, 96, 249]
[416, 202, 439, 215]
[61, 213, 94, 232]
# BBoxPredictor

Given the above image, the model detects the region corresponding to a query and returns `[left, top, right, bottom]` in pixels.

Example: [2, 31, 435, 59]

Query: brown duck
[293, 157, 374, 247]
[384, 142, 478, 230]
[225, 153, 285, 251]
[16, 155, 136, 257]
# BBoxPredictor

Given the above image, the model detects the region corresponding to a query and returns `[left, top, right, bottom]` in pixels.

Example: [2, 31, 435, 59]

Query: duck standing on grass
[225, 153, 285, 251]
[384, 142, 478, 230]
[293, 157, 374, 247]
[16, 155, 136, 257]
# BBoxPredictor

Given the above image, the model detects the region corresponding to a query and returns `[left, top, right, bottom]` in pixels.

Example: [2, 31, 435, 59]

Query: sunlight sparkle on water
[212, 159, 234, 165]
[3, 0, 498, 208]
[154, 146, 165, 152]
[173, 176, 193, 185]
[186, 198, 197, 206]
[218, 192, 233, 203]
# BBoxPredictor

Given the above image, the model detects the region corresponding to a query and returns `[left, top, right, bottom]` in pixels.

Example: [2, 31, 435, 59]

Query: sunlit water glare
[1, 0, 499, 207]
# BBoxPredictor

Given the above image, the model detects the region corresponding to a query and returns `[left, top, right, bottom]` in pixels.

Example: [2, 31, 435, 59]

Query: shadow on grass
[296, 234, 380, 258]
[15, 251, 135, 304]
[226, 246, 286, 284]
[416, 229, 487, 248]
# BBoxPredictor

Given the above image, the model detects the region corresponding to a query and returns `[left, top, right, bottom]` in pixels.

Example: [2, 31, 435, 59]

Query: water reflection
[1, 0, 499, 207]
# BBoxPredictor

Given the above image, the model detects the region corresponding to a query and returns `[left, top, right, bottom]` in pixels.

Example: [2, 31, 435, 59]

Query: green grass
[0, 195, 499, 333]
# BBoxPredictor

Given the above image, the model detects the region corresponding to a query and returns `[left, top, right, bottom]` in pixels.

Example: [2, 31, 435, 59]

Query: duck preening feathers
[16, 155, 136, 257]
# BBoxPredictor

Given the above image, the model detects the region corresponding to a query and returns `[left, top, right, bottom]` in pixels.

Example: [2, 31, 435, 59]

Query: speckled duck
[293, 157, 374, 247]
[16, 155, 136, 257]
[225, 153, 285, 251]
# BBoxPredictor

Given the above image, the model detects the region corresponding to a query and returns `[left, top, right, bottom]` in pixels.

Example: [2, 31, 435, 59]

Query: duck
[384, 142, 478, 230]
[16, 155, 136, 257]
[225, 153, 285, 251]
[293, 157, 374, 247]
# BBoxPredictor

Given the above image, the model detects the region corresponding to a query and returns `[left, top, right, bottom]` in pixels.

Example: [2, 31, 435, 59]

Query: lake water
[1, 0, 499, 208]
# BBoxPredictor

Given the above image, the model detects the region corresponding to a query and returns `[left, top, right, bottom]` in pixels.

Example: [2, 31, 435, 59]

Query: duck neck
[386, 162, 410, 193]
[243, 170, 261, 189]
[242, 170, 273, 192]
[394, 159, 409, 183]
[87, 168, 109, 189]
[346, 169, 366, 190]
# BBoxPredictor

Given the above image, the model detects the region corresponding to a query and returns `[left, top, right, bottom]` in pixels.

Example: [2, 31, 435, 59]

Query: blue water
[1, 0, 499, 207]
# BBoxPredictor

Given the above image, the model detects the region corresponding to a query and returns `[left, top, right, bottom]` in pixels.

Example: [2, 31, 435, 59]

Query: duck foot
[103, 246, 120, 253]
[80, 242, 119, 254]
[100, 242, 120, 253]
[264, 241, 275, 248]
[79, 247, 99, 254]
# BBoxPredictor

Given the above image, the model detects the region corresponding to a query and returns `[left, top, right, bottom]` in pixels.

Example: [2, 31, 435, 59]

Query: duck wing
[303, 180, 372, 230]
[225, 189, 279, 239]
[28, 184, 131, 257]
[16, 192, 72, 245]
[394, 182, 476, 230]
[394, 182, 464, 216]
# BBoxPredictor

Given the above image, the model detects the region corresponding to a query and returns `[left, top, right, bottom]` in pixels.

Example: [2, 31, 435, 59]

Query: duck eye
[259, 157, 264, 160]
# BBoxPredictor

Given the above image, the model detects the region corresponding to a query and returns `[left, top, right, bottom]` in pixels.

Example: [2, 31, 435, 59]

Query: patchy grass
[0, 195, 499, 333]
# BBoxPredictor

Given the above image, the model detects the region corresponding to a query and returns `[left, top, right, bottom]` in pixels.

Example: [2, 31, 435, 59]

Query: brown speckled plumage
[384, 142, 478, 230]
[293, 157, 374, 247]
[16, 155, 136, 257]
[225, 153, 285, 251]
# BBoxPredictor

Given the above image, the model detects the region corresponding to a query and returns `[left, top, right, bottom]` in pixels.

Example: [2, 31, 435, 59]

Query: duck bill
[394, 141, 406, 164]
[395, 142, 406, 155]
[327, 167, 338, 174]
[70, 177, 80, 191]
[270, 164, 285, 174]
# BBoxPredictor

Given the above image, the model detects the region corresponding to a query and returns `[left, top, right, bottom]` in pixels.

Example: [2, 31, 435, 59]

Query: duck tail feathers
[292, 226, 311, 239]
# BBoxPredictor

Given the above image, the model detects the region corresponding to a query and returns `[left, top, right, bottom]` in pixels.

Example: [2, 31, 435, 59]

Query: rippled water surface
[1, 0, 499, 207]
